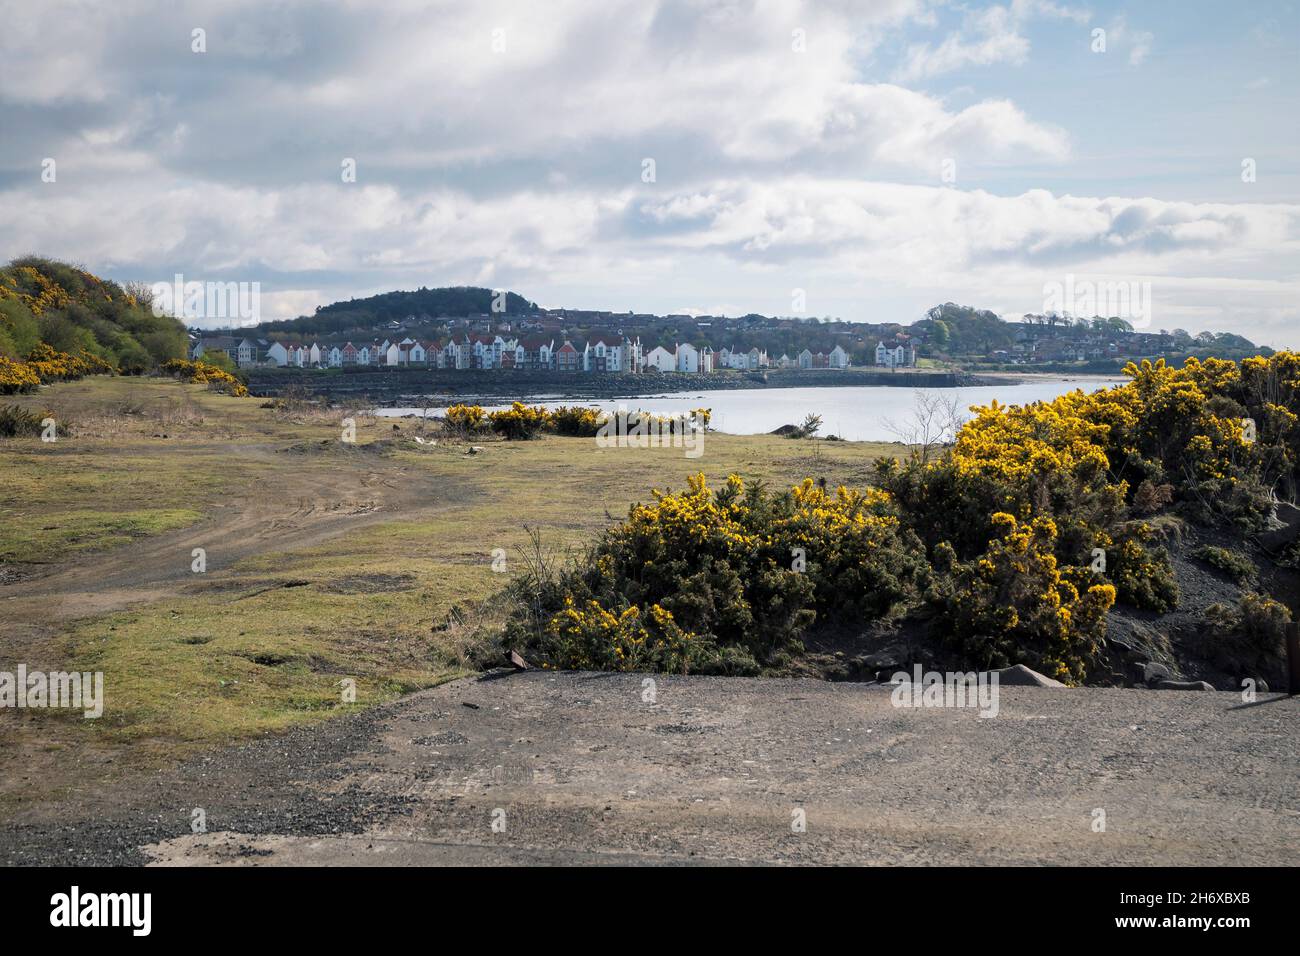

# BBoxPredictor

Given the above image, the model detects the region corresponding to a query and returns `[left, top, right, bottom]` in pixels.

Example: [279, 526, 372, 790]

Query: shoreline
[247, 366, 1011, 404]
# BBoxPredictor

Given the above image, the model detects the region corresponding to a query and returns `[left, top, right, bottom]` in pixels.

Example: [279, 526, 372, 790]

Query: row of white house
[253, 334, 646, 373]
[194, 333, 899, 372]
[642, 343, 853, 373]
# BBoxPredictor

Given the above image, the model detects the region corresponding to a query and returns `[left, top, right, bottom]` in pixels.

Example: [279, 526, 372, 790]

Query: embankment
[246, 366, 1000, 403]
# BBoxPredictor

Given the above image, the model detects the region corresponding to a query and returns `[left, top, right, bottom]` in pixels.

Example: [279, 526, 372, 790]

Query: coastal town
[190, 330, 880, 373]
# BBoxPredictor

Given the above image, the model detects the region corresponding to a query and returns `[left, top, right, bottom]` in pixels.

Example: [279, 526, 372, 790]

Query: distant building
[875, 340, 915, 368]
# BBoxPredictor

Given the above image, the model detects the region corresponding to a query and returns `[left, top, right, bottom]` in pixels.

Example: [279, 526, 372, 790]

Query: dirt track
[1, 443, 436, 622]
[3, 672, 1296, 866]
[0, 440, 453, 817]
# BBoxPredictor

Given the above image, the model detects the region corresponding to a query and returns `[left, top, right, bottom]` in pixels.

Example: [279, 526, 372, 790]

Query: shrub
[1105, 522, 1179, 612]
[504, 473, 929, 674]
[1194, 545, 1256, 585]
[543, 599, 716, 674]
[24, 343, 92, 383]
[550, 405, 605, 436]
[0, 356, 40, 394]
[782, 413, 822, 439]
[488, 402, 550, 440]
[159, 358, 248, 396]
[0, 404, 65, 438]
[444, 403, 486, 434]
[1203, 592, 1291, 681]
[928, 513, 1116, 683]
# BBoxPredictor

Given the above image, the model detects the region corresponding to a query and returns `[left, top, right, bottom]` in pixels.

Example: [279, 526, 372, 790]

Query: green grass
[3, 376, 898, 779]
[0, 507, 203, 564]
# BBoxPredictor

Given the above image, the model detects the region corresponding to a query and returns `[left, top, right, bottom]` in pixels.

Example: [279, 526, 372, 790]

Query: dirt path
[3, 673, 1296, 865]
[0, 440, 463, 819]
[0, 443, 438, 622]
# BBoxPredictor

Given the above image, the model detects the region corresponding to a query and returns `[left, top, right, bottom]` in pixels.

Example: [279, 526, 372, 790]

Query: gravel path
[3, 672, 1297, 866]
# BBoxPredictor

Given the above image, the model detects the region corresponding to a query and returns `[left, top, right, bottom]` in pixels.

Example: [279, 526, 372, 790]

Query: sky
[1, 0, 1298, 344]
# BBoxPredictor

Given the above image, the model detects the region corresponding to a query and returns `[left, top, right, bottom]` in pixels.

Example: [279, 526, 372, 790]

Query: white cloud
[0, 0, 1291, 345]
[895, 0, 1090, 81]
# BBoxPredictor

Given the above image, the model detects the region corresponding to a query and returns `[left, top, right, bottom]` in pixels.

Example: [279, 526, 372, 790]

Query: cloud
[895, 0, 1090, 81]
[1105, 15, 1154, 67]
[0, 0, 1290, 345]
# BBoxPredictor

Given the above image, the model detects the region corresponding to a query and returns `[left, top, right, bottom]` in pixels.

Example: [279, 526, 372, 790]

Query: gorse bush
[444, 403, 487, 434]
[502, 351, 1300, 684]
[487, 402, 550, 439]
[930, 513, 1115, 683]
[1202, 591, 1291, 682]
[550, 405, 605, 436]
[505, 473, 929, 675]
[159, 359, 248, 396]
[1194, 545, 1256, 585]
[0, 343, 117, 393]
[0, 404, 65, 438]
[443, 403, 711, 441]
[0, 355, 41, 394]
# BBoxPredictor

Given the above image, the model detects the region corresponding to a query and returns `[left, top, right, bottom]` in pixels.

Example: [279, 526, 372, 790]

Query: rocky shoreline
[246, 365, 1004, 404]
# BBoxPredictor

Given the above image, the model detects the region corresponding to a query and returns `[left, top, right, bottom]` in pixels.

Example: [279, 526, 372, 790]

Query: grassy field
[0, 376, 899, 814]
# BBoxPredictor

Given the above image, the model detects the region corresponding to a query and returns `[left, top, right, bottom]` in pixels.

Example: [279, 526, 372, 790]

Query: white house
[829, 344, 850, 369]
[677, 342, 700, 373]
[798, 348, 813, 369]
[585, 336, 624, 373]
[645, 345, 676, 372]
[265, 342, 290, 367]
[327, 346, 343, 368]
[875, 340, 915, 368]
[385, 342, 401, 366]
[236, 338, 258, 368]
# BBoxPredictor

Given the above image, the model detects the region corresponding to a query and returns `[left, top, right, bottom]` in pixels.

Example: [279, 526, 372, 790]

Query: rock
[992, 664, 1066, 688]
[467, 445, 485, 455]
[1258, 501, 1300, 553]
[1108, 636, 1133, 655]
[1154, 680, 1216, 692]
[859, 645, 906, 671]
[1143, 661, 1172, 684]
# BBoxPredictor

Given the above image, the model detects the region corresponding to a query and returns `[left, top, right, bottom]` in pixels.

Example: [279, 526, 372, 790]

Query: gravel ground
[2, 671, 1297, 866]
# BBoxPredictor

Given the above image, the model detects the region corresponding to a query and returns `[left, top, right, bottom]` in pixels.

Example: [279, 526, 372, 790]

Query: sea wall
[246, 365, 994, 403]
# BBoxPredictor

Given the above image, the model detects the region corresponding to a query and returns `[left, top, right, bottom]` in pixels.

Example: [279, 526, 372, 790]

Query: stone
[1143, 661, 1172, 684]
[992, 664, 1066, 688]
[1154, 679, 1216, 692]
[1258, 501, 1300, 554]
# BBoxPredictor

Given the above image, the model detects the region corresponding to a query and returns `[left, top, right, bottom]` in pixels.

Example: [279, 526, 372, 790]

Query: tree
[882, 391, 968, 463]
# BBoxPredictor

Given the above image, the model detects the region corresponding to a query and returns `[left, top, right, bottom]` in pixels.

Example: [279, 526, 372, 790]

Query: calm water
[375, 377, 1125, 443]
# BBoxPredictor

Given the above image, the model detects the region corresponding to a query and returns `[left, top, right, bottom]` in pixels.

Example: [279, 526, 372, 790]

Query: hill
[0, 257, 188, 372]
[256, 286, 539, 337]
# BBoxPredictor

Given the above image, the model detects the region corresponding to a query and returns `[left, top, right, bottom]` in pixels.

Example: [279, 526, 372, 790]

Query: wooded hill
[0, 257, 187, 372]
